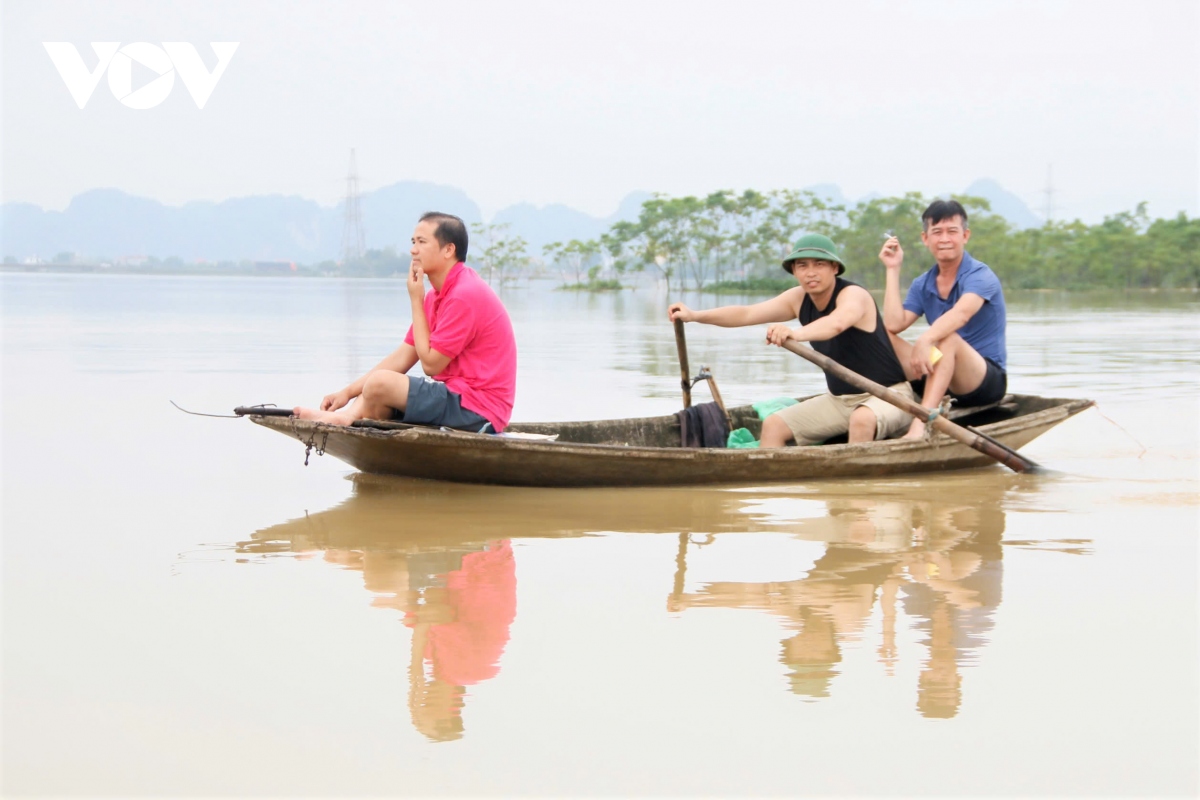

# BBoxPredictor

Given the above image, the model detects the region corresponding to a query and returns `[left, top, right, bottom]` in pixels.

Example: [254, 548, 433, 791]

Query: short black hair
[922, 199, 969, 231]
[419, 211, 468, 262]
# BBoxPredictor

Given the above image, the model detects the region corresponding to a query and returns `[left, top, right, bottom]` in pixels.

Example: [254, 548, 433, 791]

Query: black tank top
[799, 277, 906, 395]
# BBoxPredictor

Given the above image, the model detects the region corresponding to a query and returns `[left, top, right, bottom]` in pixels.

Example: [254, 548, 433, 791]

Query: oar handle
[673, 318, 692, 409]
[780, 340, 1039, 474]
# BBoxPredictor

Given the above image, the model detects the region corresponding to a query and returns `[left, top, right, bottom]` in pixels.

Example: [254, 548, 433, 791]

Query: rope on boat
[170, 400, 243, 418]
[1092, 403, 1148, 459]
[923, 397, 955, 445]
[174, 400, 331, 464]
[289, 416, 328, 466]
[170, 401, 288, 418]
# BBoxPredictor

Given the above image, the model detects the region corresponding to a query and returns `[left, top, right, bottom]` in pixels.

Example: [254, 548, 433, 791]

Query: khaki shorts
[773, 383, 916, 445]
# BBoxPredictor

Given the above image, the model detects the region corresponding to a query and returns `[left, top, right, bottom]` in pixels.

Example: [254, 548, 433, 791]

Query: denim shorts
[392, 376, 493, 433]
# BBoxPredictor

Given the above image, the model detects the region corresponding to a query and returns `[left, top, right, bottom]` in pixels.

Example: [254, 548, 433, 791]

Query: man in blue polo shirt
[880, 199, 1008, 439]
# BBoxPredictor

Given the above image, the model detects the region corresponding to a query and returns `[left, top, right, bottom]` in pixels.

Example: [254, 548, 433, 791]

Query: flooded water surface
[2, 274, 1197, 796]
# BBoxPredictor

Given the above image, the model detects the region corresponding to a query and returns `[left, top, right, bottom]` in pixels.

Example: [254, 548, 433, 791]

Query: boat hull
[250, 395, 1093, 487]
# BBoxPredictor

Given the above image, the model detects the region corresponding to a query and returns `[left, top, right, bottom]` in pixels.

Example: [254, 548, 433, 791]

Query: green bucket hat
[782, 233, 844, 276]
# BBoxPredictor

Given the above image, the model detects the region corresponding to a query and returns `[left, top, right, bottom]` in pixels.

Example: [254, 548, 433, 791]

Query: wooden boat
[246, 393, 1093, 487]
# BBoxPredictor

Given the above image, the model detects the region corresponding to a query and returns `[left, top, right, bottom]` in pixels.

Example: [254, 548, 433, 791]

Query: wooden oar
[673, 320, 734, 428]
[779, 340, 1040, 474]
[673, 318, 693, 408]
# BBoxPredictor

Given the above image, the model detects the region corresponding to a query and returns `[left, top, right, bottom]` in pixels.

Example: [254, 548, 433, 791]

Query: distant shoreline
[0, 263, 323, 278]
[3, 266, 1198, 296]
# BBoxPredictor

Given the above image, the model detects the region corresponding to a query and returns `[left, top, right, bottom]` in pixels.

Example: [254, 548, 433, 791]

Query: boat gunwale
[253, 395, 1094, 462]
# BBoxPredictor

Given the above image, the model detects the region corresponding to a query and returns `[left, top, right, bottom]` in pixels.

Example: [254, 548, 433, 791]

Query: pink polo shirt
[404, 263, 517, 431]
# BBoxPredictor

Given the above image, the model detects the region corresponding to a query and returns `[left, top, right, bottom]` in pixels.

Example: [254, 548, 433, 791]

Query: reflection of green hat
[782, 233, 845, 276]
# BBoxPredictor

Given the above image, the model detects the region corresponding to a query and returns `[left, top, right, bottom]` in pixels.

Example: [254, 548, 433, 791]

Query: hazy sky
[3, 0, 1197, 222]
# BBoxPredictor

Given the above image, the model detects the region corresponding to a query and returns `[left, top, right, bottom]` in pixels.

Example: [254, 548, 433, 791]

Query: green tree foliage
[598, 189, 846, 291]
[316, 193, 1199, 290]
[471, 222, 530, 284]
[587, 191, 1200, 291]
[543, 238, 603, 285]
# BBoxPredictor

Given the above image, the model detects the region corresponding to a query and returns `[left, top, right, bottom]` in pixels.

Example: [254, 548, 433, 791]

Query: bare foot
[294, 406, 357, 426]
[902, 419, 926, 440]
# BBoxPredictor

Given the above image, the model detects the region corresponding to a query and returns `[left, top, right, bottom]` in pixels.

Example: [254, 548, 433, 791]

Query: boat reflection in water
[240, 472, 1090, 735]
[669, 481, 1063, 719]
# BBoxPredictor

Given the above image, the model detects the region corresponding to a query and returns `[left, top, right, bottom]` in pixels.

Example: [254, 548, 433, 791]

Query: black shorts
[391, 376, 494, 433]
[910, 357, 1007, 408]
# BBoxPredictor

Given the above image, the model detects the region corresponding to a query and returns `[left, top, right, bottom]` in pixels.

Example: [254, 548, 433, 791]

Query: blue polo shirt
[903, 251, 1007, 371]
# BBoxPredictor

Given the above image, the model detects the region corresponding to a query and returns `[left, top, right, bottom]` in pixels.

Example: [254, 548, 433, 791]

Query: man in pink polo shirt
[295, 212, 517, 432]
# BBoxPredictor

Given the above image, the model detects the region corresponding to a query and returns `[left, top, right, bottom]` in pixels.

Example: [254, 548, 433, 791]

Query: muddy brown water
[2, 274, 1197, 796]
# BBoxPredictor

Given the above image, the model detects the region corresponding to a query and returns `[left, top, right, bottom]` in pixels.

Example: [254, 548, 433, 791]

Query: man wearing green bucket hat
[668, 233, 916, 448]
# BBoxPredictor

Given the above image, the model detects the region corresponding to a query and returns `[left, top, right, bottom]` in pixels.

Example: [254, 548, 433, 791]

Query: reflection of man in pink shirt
[405, 541, 517, 741]
[295, 212, 517, 432]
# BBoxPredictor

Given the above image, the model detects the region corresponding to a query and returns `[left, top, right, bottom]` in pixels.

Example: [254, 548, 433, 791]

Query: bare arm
[408, 298, 452, 376]
[920, 293, 984, 345]
[881, 236, 918, 333]
[884, 278, 919, 333]
[321, 259, 441, 409]
[374, 344, 420, 375]
[668, 287, 804, 327]
[321, 343, 419, 411]
[907, 293, 985, 377]
[765, 285, 873, 345]
[407, 265, 453, 377]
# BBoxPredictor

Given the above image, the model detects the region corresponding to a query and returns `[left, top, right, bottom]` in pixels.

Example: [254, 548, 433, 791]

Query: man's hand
[880, 236, 904, 272]
[667, 302, 694, 322]
[765, 323, 798, 347]
[910, 334, 936, 377]
[320, 389, 353, 412]
[407, 264, 426, 303]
